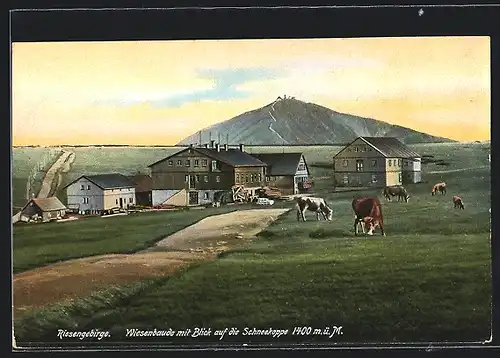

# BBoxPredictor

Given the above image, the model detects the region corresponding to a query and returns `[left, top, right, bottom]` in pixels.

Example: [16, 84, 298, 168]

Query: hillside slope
[177, 97, 454, 145]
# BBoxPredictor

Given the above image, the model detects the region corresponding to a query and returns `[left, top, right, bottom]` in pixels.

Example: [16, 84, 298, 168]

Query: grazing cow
[431, 182, 447, 196]
[453, 196, 465, 210]
[351, 196, 386, 236]
[296, 196, 333, 222]
[383, 185, 410, 202]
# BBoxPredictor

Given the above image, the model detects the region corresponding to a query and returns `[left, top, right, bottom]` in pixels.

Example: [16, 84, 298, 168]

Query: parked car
[256, 197, 274, 206]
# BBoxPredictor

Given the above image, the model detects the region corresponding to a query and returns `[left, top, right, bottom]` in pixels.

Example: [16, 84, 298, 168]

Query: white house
[63, 173, 136, 214]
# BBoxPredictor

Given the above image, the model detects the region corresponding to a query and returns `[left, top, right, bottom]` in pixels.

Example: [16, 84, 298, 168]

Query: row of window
[81, 197, 134, 204]
[342, 159, 406, 168]
[80, 184, 132, 192]
[346, 146, 373, 153]
[342, 173, 403, 184]
[236, 173, 262, 184]
[186, 175, 221, 183]
[168, 158, 218, 169]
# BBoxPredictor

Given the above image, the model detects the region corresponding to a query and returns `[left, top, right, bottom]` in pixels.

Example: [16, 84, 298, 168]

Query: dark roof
[127, 174, 152, 192]
[360, 137, 421, 158]
[29, 197, 67, 212]
[84, 174, 135, 189]
[64, 173, 135, 190]
[148, 147, 267, 168]
[251, 152, 307, 176]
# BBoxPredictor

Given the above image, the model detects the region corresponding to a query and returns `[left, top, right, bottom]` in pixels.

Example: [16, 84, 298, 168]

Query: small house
[63, 173, 136, 214]
[333, 136, 422, 188]
[18, 197, 67, 223]
[250, 152, 312, 195]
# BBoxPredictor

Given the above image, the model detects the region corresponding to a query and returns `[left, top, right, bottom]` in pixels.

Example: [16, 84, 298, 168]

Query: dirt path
[36, 150, 75, 198]
[13, 208, 290, 315]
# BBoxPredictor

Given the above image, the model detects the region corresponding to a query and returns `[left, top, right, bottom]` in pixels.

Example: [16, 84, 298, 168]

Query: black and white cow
[296, 196, 333, 222]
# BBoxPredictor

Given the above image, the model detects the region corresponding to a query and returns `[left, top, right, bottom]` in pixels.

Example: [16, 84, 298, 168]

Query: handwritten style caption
[125, 326, 343, 340]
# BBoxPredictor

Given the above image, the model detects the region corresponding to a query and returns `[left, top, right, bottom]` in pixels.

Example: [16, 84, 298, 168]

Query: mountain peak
[177, 99, 455, 146]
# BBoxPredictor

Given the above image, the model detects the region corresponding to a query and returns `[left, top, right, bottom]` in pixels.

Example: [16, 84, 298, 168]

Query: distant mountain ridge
[177, 97, 455, 146]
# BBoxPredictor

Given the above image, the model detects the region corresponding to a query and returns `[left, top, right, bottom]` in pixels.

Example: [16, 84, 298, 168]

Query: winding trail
[36, 150, 75, 198]
[268, 99, 289, 144]
[13, 208, 290, 314]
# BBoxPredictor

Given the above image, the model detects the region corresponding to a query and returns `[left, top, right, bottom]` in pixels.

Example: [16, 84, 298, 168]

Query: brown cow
[351, 196, 386, 236]
[431, 182, 447, 196]
[383, 185, 410, 202]
[453, 196, 465, 210]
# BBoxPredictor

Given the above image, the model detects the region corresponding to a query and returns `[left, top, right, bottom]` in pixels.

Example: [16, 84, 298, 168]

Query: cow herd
[295, 180, 466, 237]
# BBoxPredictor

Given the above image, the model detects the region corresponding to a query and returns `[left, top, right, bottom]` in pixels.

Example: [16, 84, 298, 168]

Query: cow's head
[362, 216, 378, 236]
[325, 207, 333, 221]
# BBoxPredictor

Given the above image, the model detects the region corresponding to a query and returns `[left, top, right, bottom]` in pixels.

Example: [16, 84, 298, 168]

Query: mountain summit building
[332, 136, 422, 188]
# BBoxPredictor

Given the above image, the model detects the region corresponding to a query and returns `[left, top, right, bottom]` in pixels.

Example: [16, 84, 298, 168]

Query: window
[115, 199, 118, 205]
[371, 174, 377, 183]
[343, 160, 349, 167]
[398, 159, 402, 166]
[194, 159, 199, 167]
[202, 159, 208, 167]
[185, 160, 190, 166]
[250, 174, 254, 183]
[82, 197, 89, 204]
[245, 174, 249, 183]
[266, 176, 270, 182]
[211, 160, 217, 171]
[177, 160, 182, 166]
[87, 185, 90, 190]
[204, 175, 209, 183]
[372, 160, 377, 167]
[204, 192, 209, 200]
[298, 163, 305, 171]
[356, 160, 364, 172]
[398, 173, 403, 183]
[168, 160, 173, 166]
[236, 174, 240, 183]
[388, 160, 392, 167]
[405, 161, 409, 166]
[80, 184, 85, 190]
[355, 146, 360, 152]
[195, 175, 200, 182]
[185, 175, 189, 183]
[258, 173, 262, 182]
[216, 175, 220, 183]
[129, 197, 133, 203]
[343, 175, 349, 185]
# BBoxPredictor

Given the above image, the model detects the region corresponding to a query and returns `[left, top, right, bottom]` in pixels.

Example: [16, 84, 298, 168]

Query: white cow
[296, 196, 333, 222]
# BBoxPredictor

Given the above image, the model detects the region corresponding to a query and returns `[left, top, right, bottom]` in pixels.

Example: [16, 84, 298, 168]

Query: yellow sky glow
[12, 37, 490, 146]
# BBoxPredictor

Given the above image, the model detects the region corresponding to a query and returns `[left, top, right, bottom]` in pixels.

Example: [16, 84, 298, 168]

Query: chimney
[223, 144, 228, 151]
[215, 143, 220, 152]
[239, 144, 245, 152]
[210, 140, 215, 148]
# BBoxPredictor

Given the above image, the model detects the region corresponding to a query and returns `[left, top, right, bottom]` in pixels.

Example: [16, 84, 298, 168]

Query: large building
[64, 173, 136, 214]
[148, 143, 267, 207]
[332, 136, 422, 188]
[250, 152, 311, 195]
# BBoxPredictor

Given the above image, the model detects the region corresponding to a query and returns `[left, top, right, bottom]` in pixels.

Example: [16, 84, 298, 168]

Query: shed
[19, 197, 67, 223]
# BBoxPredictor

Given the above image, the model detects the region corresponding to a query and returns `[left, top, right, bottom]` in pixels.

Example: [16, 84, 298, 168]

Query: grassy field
[12, 142, 491, 344]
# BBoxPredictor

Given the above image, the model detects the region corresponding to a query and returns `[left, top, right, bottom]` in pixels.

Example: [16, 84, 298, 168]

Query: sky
[11, 37, 490, 146]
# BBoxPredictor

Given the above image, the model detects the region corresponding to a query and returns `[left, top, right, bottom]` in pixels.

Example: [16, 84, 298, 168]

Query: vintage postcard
[11, 17, 492, 350]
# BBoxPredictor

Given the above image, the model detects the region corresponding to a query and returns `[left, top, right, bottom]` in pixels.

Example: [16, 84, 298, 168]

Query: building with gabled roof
[63, 173, 136, 214]
[148, 143, 268, 206]
[250, 152, 311, 195]
[333, 136, 422, 188]
[127, 174, 153, 206]
[18, 196, 67, 222]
